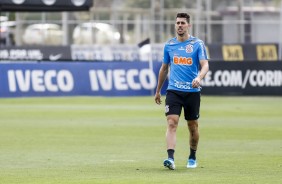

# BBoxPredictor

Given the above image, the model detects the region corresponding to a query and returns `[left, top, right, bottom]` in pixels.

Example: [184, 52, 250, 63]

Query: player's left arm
[192, 41, 209, 88]
[192, 59, 209, 88]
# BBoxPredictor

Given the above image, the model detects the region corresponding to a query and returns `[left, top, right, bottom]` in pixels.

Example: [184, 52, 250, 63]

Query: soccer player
[154, 13, 209, 170]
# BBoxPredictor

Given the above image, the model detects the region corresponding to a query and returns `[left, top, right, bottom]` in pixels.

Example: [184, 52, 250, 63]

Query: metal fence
[1, 0, 282, 59]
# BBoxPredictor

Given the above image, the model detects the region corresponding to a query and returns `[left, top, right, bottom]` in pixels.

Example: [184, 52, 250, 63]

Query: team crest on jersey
[186, 44, 193, 53]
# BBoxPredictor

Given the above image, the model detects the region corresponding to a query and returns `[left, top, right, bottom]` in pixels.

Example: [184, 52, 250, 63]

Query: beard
[177, 32, 185, 37]
[177, 28, 185, 37]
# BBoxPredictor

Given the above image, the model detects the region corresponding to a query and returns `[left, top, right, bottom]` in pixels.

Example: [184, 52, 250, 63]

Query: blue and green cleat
[163, 158, 175, 170]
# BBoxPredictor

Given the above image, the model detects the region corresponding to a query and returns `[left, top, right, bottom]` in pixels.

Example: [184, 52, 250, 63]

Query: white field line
[0, 104, 159, 110]
[109, 159, 137, 162]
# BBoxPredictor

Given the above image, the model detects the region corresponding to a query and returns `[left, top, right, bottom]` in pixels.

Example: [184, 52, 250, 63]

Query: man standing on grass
[154, 12, 209, 170]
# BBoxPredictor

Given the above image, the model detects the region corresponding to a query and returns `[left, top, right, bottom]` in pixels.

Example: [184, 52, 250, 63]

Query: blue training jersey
[163, 36, 208, 92]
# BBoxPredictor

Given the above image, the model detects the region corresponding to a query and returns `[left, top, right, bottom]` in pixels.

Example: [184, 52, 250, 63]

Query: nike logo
[49, 54, 62, 61]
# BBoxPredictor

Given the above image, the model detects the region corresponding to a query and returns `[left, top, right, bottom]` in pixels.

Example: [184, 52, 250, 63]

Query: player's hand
[192, 77, 201, 88]
[154, 92, 162, 105]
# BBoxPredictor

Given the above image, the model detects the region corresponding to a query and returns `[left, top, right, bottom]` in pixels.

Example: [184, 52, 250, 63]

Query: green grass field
[0, 96, 281, 184]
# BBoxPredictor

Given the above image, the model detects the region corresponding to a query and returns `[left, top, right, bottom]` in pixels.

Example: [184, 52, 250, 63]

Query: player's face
[175, 18, 189, 37]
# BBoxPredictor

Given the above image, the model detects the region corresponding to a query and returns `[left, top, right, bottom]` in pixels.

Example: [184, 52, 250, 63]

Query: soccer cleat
[163, 158, 175, 170]
[186, 159, 197, 169]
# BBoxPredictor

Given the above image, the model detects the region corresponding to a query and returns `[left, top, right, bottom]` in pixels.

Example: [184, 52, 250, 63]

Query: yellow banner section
[222, 45, 244, 61]
[256, 45, 278, 61]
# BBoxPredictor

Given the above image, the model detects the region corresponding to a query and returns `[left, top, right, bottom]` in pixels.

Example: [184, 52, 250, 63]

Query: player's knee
[167, 118, 178, 130]
[188, 120, 198, 130]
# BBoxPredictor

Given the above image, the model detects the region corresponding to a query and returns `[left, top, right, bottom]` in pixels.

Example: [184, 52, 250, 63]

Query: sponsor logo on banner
[202, 70, 282, 88]
[71, 45, 163, 62]
[42, 0, 56, 5]
[49, 54, 62, 61]
[71, 0, 86, 6]
[0, 49, 43, 60]
[7, 70, 74, 92]
[0, 46, 71, 61]
[222, 45, 244, 61]
[256, 45, 278, 61]
[89, 69, 156, 91]
[12, 0, 25, 4]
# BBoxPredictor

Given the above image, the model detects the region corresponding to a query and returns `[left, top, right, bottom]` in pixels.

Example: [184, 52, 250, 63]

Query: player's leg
[163, 114, 179, 170]
[184, 92, 200, 168]
[166, 114, 179, 154]
[188, 120, 199, 151]
[163, 90, 182, 170]
[186, 119, 199, 168]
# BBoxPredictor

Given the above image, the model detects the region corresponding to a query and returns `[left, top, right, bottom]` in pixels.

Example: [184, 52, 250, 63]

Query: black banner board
[201, 62, 282, 96]
[0, 0, 93, 12]
[0, 46, 72, 61]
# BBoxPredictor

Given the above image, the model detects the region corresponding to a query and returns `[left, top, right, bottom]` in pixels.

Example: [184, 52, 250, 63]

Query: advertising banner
[207, 43, 278, 61]
[0, 61, 281, 97]
[0, 62, 162, 97]
[202, 62, 282, 95]
[71, 45, 164, 62]
[0, 44, 279, 62]
[0, 0, 93, 11]
[0, 46, 72, 61]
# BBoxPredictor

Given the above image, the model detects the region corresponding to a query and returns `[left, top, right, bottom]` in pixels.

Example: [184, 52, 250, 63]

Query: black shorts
[165, 90, 201, 120]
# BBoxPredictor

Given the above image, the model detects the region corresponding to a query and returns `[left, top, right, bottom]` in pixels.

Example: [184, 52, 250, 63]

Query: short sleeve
[198, 41, 208, 60]
[163, 44, 170, 64]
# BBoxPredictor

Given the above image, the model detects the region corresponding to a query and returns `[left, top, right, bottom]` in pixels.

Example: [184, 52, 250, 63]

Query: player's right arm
[155, 63, 169, 105]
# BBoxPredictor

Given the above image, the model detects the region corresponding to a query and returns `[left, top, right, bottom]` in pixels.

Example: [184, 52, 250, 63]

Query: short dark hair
[176, 13, 190, 23]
